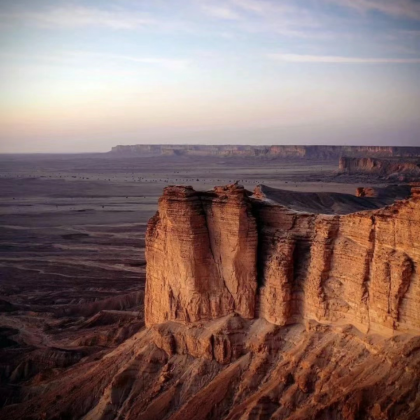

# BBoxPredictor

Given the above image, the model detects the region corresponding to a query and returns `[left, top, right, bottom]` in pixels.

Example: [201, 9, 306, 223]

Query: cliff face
[3, 184, 420, 420]
[145, 185, 257, 326]
[111, 144, 420, 159]
[146, 184, 420, 336]
[339, 157, 420, 180]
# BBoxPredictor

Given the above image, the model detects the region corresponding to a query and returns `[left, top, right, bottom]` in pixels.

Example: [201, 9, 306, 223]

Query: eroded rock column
[145, 184, 258, 327]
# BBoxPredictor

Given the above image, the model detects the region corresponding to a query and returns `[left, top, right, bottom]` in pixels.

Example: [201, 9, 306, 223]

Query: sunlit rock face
[145, 184, 258, 327]
[146, 184, 420, 336]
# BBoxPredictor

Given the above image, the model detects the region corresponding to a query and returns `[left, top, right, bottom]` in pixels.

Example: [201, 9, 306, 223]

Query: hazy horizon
[1, 0, 420, 153]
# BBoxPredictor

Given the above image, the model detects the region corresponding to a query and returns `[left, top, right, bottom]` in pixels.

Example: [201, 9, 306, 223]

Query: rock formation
[356, 187, 377, 197]
[145, 184, 257, 326]
[339, 157, 420, 181]
[146, 184, 420, 336]
[4, 316, 420, 420]
[110, 144, 420, 160]
[2, 184, 420, 420]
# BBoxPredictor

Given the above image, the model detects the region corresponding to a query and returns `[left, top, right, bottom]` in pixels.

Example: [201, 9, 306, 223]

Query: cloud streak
[0, 51, 191, 71]
[202, 5, 242, 20]
[326, 0, 420, 20]
[73, 52, 190, 70]
[0, 6, 155, 29]
[230, 0, 278, 15]
[268, 53, 420, 63]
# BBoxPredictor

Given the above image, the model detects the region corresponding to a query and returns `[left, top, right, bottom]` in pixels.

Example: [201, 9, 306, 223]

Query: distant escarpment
[146, 183, 420, 335]
[110, 144, 420, 160]
[339, 157, 420, 181]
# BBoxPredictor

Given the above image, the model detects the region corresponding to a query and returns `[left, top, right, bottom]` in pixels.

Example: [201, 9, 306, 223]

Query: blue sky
[0, 0, 419, 152]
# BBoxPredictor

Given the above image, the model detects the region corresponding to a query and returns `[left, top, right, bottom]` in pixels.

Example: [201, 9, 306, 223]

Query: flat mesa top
[161, 183, 417, 215]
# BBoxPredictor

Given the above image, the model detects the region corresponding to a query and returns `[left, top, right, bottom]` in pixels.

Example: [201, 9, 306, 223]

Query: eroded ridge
[146, 184, 420, 336]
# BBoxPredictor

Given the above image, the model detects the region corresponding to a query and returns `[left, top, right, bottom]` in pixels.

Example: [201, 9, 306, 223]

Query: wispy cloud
[230, 0, 272, 14]
[0, 6, 155, 29]
[230, 0, 318, 22]
[202, 5, 242, 20]
[72, 52, 190, 70]
[199, 0, 324, 42]
[0, 51, 191, 71]
[268, 53, 420, 63]
[326, 0, 420, 20]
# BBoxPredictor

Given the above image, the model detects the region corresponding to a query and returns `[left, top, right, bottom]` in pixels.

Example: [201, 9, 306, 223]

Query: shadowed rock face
[253, 184, 412, 214]
[146, 184, 420, 336]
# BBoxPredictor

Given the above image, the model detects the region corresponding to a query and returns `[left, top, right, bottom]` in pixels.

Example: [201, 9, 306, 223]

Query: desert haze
[0, 146, 420, 419]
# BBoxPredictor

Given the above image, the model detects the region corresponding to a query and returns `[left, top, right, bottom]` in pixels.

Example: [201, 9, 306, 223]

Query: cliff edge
[3, 184, 420, 420]
[110, 144, 420, 159]
[146, 184, 420, 336]
[339, 157, 420, 181]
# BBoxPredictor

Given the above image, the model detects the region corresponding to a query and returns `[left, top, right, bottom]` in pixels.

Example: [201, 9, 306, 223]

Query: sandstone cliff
[146, 184, 420, 336]
[145, 184, 257, 326]
[110, 144, 420, 160]
[339, 157, 420, 181]
[2, 184, 420, 420]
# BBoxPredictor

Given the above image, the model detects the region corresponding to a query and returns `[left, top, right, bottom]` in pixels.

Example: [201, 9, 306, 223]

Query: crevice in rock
[385, 260, 392, 315]
[318, 217, 340, 318]
[252, 203, 266, 291]
[291, 238, 312, 319]
[210, 334, 215, 361]
[199, 196, 227, 296]
[394, 255, 414, 324]
[362, 216, 376, 332]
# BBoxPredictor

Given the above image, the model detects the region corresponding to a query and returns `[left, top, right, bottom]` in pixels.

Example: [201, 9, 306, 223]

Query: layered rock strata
[111, 144, 420, 159]
[339, 157, 420, 180]
[145, 184, 257, 326]
[2, 184, 420, 420]
[146, 184, 420, 336]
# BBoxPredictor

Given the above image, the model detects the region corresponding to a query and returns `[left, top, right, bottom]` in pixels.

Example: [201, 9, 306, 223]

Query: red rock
[146, 184, 420, 336]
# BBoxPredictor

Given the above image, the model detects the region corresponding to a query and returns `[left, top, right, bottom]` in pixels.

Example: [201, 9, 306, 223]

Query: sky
[0, 0, 420, 153]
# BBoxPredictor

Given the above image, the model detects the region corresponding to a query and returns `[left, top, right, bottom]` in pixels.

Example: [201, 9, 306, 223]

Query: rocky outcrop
[255, 189, 420, 335]
[145, 184, 257, 326]
[146, 184, 420, 336]
[339, 157, 420, 180]
[3, 319, 420, 420]
[110, 144, 420, 160]
[356, 187, 377, 197]
[2, 184, 420, 420]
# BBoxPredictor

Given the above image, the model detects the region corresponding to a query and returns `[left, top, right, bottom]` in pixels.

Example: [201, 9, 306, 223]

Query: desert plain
[0, 149, 419, 419]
